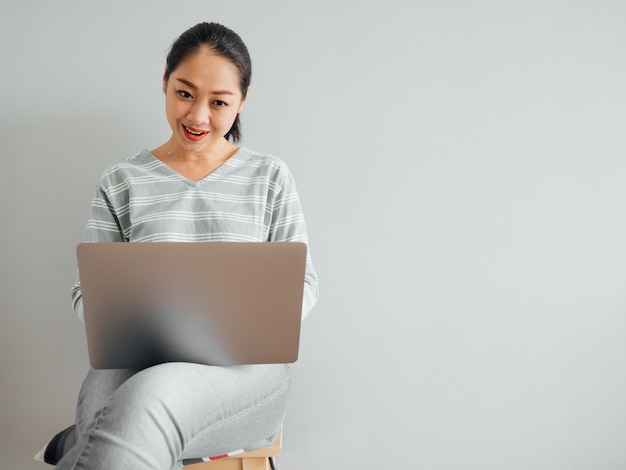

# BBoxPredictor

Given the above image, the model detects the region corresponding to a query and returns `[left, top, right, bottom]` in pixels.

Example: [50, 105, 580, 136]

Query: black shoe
[35, 425, 76, 465]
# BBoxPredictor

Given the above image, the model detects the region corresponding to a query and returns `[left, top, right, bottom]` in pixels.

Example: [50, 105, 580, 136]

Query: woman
[50, 22, 318, 470]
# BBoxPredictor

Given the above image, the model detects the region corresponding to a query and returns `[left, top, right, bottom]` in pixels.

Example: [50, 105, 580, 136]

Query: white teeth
[184, 125, 205, 136]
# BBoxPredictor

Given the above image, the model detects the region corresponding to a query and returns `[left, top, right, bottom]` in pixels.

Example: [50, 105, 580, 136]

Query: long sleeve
[71, 181, 125, 322]
[267, 171, 319, 321]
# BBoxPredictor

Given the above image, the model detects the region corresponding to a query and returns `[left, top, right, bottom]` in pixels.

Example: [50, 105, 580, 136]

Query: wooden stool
[183, 428, 282, 470]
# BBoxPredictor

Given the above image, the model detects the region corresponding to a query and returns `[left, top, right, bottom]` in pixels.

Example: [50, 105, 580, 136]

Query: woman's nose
[187, 101, 210, 125]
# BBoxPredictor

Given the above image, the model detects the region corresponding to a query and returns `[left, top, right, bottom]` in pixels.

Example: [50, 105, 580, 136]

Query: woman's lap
[58, 362, 291, 470]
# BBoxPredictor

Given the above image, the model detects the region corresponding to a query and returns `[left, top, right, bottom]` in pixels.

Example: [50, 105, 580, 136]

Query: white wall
[2, 1, 626, 469]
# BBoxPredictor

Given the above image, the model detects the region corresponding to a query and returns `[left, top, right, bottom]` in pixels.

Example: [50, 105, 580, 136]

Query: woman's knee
[108, 363, 291, 429]
[76, 368, 137, 436]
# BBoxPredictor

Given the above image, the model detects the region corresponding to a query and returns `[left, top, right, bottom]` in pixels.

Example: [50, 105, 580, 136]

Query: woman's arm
[71, 181, 125, 322]
[268, 171, 319, 321]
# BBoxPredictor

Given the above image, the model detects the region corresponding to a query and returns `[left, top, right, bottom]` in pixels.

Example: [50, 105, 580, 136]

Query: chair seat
[183, 427, 282, 470]
[37, 426, 282, 470]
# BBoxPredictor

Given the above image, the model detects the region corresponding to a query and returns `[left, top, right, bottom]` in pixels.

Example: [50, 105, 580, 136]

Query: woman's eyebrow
[176, 78, 197, 89]
[175, 78, 235, 95]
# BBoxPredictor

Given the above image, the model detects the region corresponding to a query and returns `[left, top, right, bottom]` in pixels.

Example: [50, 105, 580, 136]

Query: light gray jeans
[55, 362, 291, 470]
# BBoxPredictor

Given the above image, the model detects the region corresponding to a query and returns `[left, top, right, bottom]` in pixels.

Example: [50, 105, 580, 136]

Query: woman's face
[163, 47, 247, 157]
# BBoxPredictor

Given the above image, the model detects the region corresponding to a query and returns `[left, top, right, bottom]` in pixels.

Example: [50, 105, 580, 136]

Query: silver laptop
[76, 242, 306, 369]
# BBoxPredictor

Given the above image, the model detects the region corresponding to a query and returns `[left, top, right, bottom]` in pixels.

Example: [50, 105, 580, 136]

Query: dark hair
[164, 22, 251, 142]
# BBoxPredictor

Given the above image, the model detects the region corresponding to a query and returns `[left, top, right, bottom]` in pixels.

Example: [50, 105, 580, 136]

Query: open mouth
[182, 124, 209, 141]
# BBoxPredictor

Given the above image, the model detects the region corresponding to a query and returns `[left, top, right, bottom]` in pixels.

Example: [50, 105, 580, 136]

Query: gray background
[2, 1, 626, 469]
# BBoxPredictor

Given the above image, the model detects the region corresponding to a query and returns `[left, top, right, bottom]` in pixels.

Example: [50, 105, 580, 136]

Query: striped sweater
[71, 147, 318, 322]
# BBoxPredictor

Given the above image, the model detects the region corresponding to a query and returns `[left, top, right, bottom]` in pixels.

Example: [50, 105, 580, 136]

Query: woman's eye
[213, 100, 228, 107]
[176, 90, 193, 99]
